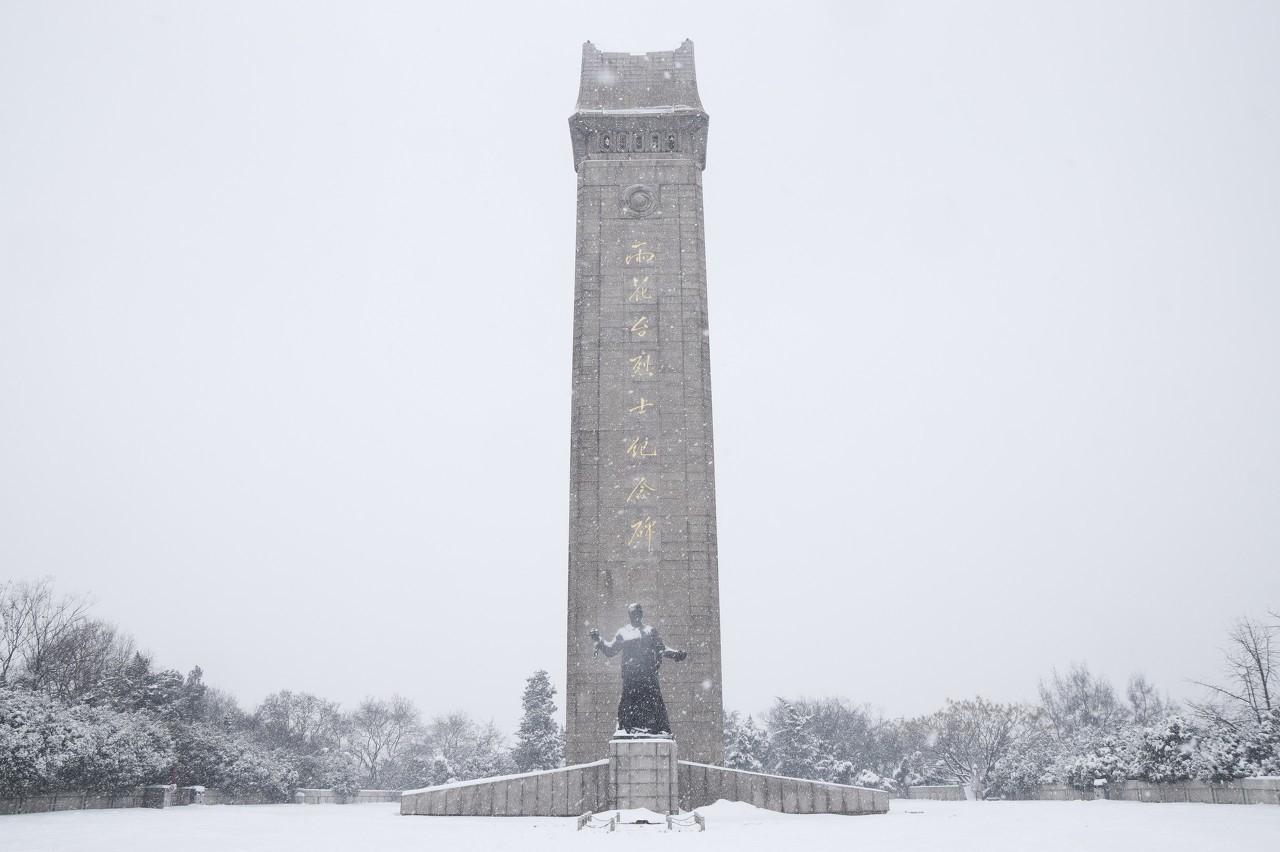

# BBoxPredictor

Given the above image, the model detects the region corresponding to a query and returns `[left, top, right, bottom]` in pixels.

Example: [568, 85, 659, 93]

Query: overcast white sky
[2, 1, 1278, 733]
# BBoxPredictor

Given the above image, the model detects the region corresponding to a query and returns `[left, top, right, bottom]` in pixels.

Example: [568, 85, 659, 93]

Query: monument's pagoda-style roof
[574, 40, 704, 113]
[569, 41, 709, 171]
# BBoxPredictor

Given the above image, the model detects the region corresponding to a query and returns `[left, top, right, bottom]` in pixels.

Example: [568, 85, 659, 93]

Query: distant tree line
[723, 611, 1280, 798]
[4, 578, 1276, 802]
[0, 579, 563, 800]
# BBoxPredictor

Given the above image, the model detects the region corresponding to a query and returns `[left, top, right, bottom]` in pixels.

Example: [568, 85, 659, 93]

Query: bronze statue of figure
[589, 603, 687, 737]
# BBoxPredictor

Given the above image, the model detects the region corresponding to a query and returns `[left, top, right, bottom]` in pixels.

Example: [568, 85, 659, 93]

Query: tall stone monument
[401, 41, 889, 819]
[564, 40, 723, 767]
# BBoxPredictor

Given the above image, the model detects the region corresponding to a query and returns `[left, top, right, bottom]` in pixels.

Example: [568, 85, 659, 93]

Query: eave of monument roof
[573, 106, 705, 116]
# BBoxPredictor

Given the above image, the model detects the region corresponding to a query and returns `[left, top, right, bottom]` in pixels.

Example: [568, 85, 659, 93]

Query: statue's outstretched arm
[591, 629, 622, 657]
[657, 637, 687, 662]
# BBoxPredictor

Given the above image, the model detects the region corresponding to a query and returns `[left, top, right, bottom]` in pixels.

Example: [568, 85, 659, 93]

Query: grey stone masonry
[677, 763, 891, 816]
[565, 39, 724, 768]
[399, 761, 610, 817]
[907, 784, 967, 801]
[609, 737, 679, 813]
[294, 788, 401, 805]
[1022, 778, 1280, 805]
[141, 784, 174, 809]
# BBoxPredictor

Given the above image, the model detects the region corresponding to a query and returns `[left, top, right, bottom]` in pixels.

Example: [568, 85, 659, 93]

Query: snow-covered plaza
[4, 799, 1278, 852]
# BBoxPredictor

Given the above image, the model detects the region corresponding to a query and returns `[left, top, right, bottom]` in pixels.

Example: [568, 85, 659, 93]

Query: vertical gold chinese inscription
[628, 276, 652, 303]
[628, 352, 654, 377]
[626, 477, 657, 502]
[627, 517, 656, 551]
[625, 242, 655, 265]
[625, 437, 657, 458]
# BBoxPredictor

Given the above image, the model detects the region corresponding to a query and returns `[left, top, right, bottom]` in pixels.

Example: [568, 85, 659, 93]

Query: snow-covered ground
[3, 798, 1279, 852]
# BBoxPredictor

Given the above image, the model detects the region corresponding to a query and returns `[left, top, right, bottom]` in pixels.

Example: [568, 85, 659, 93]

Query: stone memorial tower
[564, 40, 724, 767]
[401, 42, 890, 819]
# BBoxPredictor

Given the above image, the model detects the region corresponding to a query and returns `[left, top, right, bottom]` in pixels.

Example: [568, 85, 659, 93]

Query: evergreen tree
[769, 699, 824, 779]
[724, 711, 769, 772]
[512, 670, 563, 772]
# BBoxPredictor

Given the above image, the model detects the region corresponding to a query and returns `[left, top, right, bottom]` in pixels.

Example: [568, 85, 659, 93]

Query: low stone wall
[908, 784, 967, 801]
[1113, 778, 1280, 805]
[295, 788, 401, 804]
[200, 789, 289, 806]
[0, 789, 149, 815]
[400, 760, 610, 816]
[677, 762, 890, 815]
[1020, 778, 1280, 804]
[1023, 783, 1091, 801]
[3, 785, 307, 815]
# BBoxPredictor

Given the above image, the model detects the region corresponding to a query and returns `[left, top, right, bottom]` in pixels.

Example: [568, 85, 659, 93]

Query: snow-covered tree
[0, 687, 173, 797]
[1128, 715, 1199, 783]
[1055, 732, 1134, 788]
[928, 697, 1042, 799]
[172, 720, 297, 800]
[723, 711, 769, 772]
[255, 690, 345, 753]
[768, 699, 824, 779]
[347, 696, 420, 787]
[511, 670, 563, 772]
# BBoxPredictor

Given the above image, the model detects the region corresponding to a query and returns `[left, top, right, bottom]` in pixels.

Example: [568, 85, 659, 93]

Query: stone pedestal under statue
[609, 737, 678, 813]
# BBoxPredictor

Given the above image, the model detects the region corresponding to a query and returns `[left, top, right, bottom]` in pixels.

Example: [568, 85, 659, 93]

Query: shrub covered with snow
[172, 722, 297, 801]
[0, 687, 173, 797]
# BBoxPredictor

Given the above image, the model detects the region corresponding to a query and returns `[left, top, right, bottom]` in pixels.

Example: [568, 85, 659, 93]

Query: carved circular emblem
[623, 184, 657, 217]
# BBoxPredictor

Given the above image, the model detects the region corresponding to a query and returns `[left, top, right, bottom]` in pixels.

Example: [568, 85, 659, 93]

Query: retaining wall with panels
[908, 784, 967, 801]
[677, 762, 889, 815]
[1022, 778, 1280, 804]
[0, 790, 148, 815]
[295, 788, 400, 804]
[399, 760, 610, 816]
[1, 785, 392, 815]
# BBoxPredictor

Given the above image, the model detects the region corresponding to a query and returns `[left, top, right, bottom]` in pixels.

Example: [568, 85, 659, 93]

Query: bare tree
[256, 690, 346, 751]
[1126, 673, 1171, 726]
[1038, 662, 1127, 740]
[929, 697, 1043, 799]
[39, 618, 136, 701]
[0, 580, 33, 682]
[347, 696, 420, 787]
[1191, 613, 1278, 726]
[0, 578, 90, 688]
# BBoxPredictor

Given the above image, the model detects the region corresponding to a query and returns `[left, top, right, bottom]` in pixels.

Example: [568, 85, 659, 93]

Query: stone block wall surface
[1019, 779, 1280, 804]
[174, 786, 206, 806]
[907, 784, 966, 801]
[1243, 777, 1280, 805]
[294, 788, 401, 805]
[1024, 783, 1098, 801]
[0, 791, 143, 815]
[141, 784, 175, 809]
[609, 738, 678, 813]
[399, 760, 610, 817]
[676, 762, 890, 815]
